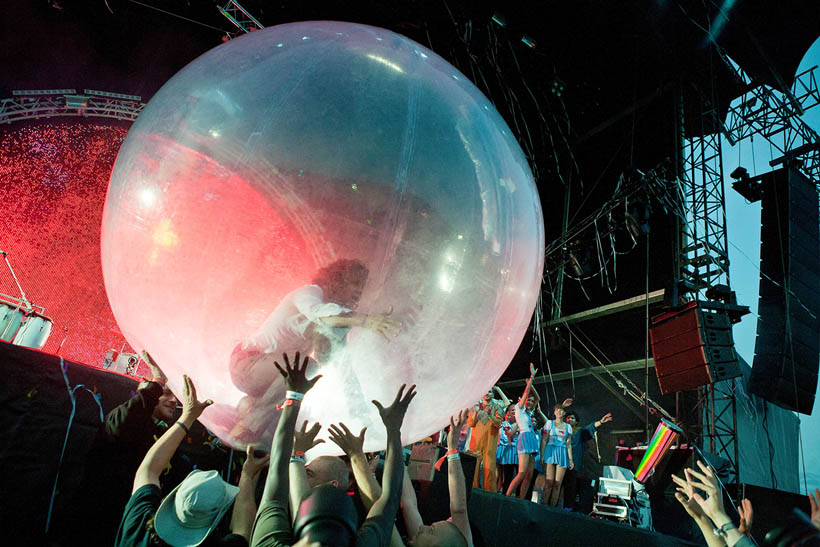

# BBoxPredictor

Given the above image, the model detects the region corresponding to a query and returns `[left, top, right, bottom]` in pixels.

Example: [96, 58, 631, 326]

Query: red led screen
[0, 122, 135, 368]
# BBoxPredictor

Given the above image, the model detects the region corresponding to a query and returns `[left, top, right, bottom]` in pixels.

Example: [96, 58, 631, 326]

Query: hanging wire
[46, 357, 104, 533]
[568, 329, 576, 397]
[126, 0, 231, 33]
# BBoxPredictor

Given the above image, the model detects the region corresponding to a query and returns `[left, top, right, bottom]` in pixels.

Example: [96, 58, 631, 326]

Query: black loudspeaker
[749, 166, 820, 415]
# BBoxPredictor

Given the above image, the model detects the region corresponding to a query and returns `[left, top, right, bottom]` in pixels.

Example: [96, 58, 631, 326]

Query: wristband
[290, 455, 306, 464]
[712, 522, 736, 537]
[276, 398, 301, 410]
[285, 391, 304, 401]
[292, 450, 306, 458]
[434, 449, 459, 471]
[176, 421, 189, 434]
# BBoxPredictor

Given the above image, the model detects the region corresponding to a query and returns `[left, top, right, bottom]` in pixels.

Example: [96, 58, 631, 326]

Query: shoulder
[355, 517, 389, 547]
[251, 500, 293, 547]
[114, 485, 161, 547]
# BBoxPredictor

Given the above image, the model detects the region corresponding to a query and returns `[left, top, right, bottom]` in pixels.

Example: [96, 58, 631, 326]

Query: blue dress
[542, 420, 573, 468]
[514, 405, 539, 454]
[496, 420, 519, 465]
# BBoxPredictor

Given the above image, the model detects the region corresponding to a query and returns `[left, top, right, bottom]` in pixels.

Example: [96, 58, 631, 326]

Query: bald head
[411, 520, 468, 547]
[305, 456, 350, 489]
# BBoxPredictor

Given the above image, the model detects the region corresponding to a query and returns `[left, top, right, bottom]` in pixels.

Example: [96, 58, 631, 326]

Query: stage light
[491, 13, 506, 27]
[729, 166, 749, 180]
[521, 35, 536, 49]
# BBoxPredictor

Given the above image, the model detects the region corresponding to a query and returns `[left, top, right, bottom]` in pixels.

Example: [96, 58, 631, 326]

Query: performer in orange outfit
[468, 387, 509, 490]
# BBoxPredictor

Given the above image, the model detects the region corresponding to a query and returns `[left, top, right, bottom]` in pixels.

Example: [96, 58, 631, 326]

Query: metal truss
[0, 90, 144, 125]
[681, 113, 730, 293]
[721, 56, 820, 183]
[218, 1, 264, 35]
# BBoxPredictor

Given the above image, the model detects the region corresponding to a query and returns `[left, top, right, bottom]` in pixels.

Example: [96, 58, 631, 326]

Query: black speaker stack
[745, 166, 820, 415]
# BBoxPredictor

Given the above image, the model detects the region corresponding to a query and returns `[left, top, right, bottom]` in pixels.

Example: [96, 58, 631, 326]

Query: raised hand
[273, 352, 321, 394]
[671, 472, 704, 519]
[181, 374, 212, 419]
[685, 461, 725, 521]
[241, 445, 270, 479]
[140, 350, 167, 384]
[737, 498, 753, 536]
[293, 421, 325, 453]
[809, 488, 820, 530]
[447, 409, 470, 451]
[599, 413, 613, 424]
[328, 423, 367, 457]
[372, 384, 417, 433]
[529, 363, 537, 377]
[561, 397, 574, 408]
[364, 306, 401, 341]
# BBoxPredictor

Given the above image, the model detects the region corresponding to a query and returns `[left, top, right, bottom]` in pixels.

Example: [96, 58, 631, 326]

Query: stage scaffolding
[679, 52, 820, 483]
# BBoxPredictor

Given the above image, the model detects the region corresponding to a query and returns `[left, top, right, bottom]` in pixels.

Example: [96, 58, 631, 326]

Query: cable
[45, 357, 104, 533]
[126, 0, 230, 33]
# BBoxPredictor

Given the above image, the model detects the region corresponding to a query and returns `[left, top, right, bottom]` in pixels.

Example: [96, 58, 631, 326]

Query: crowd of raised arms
[49, 351, 820, 547]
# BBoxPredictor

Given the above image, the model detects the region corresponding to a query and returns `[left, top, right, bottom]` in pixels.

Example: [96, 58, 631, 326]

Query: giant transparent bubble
[102, 21, 544, 453]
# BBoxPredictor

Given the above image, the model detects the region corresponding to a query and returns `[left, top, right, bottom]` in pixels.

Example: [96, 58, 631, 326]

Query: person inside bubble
[229, 258, 400, 440]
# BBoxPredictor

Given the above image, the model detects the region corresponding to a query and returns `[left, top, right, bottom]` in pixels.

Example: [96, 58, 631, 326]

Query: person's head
[566, 411, 579, 427]
[312, 259, 369, 309]
[524, 391, 540, 411]
[554, 404, 567, 420]
[293, 484, 358, 547]
[482, 389, 493, 404]
[152, 469, 239, 547]
[153, 383, 178, 423]
[305, 456, 350, 489]
[410, 520, 468, 546]
[504, 403, 516, 421]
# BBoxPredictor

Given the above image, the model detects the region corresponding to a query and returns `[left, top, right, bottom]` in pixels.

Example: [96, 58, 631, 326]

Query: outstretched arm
[447, 410, 473, 547]
[671, 472, 727, 547]
[132, 374, 211, 494]
[329, 423, 404, 547]
[261, 353, 321, 505]
[493, 386, 511, 407]
[519, 363, 537, 406]
[401, 460, 424, 538]
[319, 311, 400, 342]
[363, 385, 417, 544]
[288, 421, 325, 520]
[231, 446, 269, 540]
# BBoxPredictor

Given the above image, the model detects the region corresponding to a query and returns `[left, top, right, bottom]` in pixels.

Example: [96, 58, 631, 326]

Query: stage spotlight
[491, 12, 506, 27]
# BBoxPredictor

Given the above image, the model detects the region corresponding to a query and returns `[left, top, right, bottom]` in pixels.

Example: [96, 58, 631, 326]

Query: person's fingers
[307, 375, 323, 389]
[450, 415, 456, 430]
[308, 422, 322, 436]
[671, 474, 687, 487]
[391, 384, 407, 406]
[203, 399, 213, 407]
[358, 427, 367, 440]
[313, 439, 325, 446]
[372, 400, 384, 412]
[299, 420, 309, 434]
[301, 353, 309, 371]
[274, 362, 286, 378]
[402, 384, 418, 405]
[246, 445, 253, 458]
[696, 460, 714, 477]
[283, 353, 292, 371]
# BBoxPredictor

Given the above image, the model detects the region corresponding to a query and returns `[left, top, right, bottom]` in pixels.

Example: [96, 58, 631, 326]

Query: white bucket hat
[155, 469, 240, 547]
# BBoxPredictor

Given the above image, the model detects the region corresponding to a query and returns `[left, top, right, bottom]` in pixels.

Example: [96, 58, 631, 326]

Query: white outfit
[243, 285, 350, 353]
